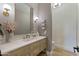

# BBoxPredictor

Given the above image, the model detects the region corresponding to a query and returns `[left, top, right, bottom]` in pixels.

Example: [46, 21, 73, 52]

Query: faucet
[26, 34, 30, 38]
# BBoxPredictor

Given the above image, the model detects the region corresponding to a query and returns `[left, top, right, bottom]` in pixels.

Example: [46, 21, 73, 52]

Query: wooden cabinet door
[40, 39, 47, 51]
[8, 45, 30, 56]
[30, 39, 47, 56]
[30, 40, 42, 56]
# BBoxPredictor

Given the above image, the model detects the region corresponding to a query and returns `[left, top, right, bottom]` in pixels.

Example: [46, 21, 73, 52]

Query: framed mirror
[14, 3, 33, 35]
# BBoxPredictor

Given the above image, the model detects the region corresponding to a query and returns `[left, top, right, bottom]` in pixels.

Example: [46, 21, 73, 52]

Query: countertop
[0, 36, 46, 55]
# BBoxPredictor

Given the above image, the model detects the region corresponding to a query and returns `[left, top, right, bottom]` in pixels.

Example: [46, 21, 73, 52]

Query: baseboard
[54, 43, 64, 49]
[54, 43, 77, 56]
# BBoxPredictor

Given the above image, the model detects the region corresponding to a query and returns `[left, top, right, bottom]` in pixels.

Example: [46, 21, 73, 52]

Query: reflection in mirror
[14, 3, 31, 35]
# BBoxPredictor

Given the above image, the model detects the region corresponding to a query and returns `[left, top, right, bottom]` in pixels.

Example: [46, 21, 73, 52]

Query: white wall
[77, 4, 79, 47]
[51, 3, 77, 52]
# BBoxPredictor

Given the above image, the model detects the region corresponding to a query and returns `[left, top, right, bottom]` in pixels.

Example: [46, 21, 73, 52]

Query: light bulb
[53, 3, 61, 8]
[33, 17, 39, 21]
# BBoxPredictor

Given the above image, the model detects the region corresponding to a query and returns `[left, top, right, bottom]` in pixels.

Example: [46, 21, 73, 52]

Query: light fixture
[3, 4, 11, 16]
[33, 17, 39, 22]
[53, 3, 61, 8]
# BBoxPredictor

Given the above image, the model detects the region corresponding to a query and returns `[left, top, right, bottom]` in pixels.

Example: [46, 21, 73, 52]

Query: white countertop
[0, 36, 46, 55]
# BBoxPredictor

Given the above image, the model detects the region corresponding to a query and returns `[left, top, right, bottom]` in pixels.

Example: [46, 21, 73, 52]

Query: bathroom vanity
[0, 36, 47, 56]
[0, 4, 48, 56]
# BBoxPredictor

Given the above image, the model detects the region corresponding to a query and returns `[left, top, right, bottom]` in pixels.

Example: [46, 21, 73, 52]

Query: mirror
[14, 3, 33, 35]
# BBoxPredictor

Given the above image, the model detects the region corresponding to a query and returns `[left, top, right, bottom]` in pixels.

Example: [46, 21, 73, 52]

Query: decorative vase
[5, 32, 14, 42]
[0, 35, 5, 44]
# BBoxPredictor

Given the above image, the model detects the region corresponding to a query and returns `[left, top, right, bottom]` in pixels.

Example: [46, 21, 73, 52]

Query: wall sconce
[53, 3, 61, 8]
[33, 17, 39, 22]
[3, 4, 11, 16]
[3, 8, 10, 16]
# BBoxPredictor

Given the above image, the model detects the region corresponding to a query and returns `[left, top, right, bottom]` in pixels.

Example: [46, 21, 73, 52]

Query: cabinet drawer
[30, 41, 40, 49]
[8, 45, 30, 56]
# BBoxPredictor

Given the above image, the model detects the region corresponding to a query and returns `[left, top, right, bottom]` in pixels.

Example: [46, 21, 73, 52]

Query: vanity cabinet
[6, 38, 47, 56]
[7, 45, 30, 56]
[30, 38, 47, 56]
